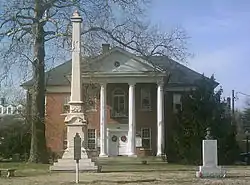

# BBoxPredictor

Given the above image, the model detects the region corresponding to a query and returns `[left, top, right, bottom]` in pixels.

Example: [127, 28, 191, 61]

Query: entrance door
[109, 133, 118, 156]
[108, 131, 128, 156]
[118, 132, 128, 155]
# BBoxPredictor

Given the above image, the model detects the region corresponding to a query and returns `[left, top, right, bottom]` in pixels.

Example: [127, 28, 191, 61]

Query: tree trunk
[28, 1, 48, 163]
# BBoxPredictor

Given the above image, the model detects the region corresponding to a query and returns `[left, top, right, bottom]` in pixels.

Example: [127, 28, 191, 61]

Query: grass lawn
[0, 162, 250, 185]
[0, 162, 49, 177]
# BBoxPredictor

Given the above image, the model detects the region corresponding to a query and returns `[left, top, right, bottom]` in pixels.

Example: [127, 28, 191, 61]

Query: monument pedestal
[50, 150, 98, 172]
[196, 140, 226, 178]
[50, 114, 98, 172]
[197, 166, 225, 178]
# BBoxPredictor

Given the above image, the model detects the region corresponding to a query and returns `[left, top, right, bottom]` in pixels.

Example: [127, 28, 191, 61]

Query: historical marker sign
[74, 133, 82, 161]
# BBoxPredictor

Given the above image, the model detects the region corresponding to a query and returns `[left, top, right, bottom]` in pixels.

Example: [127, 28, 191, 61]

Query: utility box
[74, 133, 82, 161]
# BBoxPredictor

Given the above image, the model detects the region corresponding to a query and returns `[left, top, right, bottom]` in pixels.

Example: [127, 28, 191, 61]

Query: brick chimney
[102, 44, 110, 53]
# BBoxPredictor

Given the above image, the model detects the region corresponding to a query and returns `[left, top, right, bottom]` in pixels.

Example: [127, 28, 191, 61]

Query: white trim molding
[46, 84, 196, 93]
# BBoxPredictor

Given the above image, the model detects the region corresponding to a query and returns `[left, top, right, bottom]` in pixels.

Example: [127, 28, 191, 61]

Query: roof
[21, 47, 218, 87]
[146, 56, 218, 87]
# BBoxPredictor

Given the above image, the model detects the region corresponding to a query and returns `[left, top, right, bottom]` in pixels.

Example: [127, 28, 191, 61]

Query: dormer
[7, 105, 14, 114]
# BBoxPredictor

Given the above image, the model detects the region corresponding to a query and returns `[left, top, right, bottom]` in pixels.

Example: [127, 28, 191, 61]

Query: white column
[99, 83, 108, 157]
[128, 82, 137, 157]
[157, 81, 164, 156]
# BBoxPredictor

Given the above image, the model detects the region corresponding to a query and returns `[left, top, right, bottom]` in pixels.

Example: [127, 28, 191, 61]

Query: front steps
[50, 148, 98, 172]
[50, 155, 166, 172]
[96, 156, 166, 164]
[50, 158, 98, 172]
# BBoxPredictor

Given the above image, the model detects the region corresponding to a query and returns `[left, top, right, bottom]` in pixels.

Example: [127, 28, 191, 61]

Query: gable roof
[85, 47, 164, 73]
[21, 47, 218, 87]
[21, 60, 72, 87]
[147, 56, 216, 86]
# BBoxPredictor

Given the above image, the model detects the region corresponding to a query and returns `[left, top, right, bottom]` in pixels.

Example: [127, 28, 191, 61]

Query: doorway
[108, 130, 128, 156]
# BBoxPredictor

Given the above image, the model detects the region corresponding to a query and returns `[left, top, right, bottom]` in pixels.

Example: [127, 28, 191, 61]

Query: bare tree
[0, 0, 190, 163]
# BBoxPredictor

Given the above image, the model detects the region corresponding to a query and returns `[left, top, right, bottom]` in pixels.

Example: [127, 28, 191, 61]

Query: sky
[149, 0, 250, 109]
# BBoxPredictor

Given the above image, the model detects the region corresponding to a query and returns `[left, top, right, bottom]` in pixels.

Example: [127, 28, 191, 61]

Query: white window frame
[173, 93, 182, 113]
[140, 87, 151, 111]
[7, 106, 12, 114]
[112, 88, 127, 118]
[0, 106, 3, 114]
[141, 128, 151, 149]
[87, 129, 96, 150]
[62, 94, 70, 113]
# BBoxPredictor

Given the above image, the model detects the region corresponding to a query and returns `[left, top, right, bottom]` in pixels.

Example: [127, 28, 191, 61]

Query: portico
[83, 75, 166, 157]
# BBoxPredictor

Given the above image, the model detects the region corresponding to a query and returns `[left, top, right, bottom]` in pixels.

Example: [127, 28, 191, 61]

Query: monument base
[196, 139, 226, 178]
[196, 166, 226, 178]
[50, 159, 98, 172]
[50, 147, 98, 172]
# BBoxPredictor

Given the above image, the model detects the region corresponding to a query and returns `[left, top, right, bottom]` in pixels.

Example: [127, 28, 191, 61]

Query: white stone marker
[50, 10, 97, 172]
[196, 128, 226, 178]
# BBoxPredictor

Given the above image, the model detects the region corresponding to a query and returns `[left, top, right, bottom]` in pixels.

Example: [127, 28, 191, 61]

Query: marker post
[74, 133, 82, 184]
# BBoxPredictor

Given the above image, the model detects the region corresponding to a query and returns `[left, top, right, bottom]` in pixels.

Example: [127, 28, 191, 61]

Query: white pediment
[91, 48, 162, 73]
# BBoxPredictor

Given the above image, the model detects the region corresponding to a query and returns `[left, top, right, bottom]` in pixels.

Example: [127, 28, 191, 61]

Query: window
[112, 88, 127, 117]
[141, 128, 151, 149]
[17, 105, 22, 114]
[62, 95, 70, 113]
[173, 93, 182, 113]
[87, 129, 96, 149]
[7, 107, 12, 114]
[140, 88, 151, 110]
[0, 106, 2, 114]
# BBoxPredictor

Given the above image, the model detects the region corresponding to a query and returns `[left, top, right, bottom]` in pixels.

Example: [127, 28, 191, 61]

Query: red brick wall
[45, 93, 67, 155]
[45, 83, 174, 157]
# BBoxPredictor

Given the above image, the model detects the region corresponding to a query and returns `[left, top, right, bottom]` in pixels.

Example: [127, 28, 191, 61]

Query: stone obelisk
[50, 10, 97, 172]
